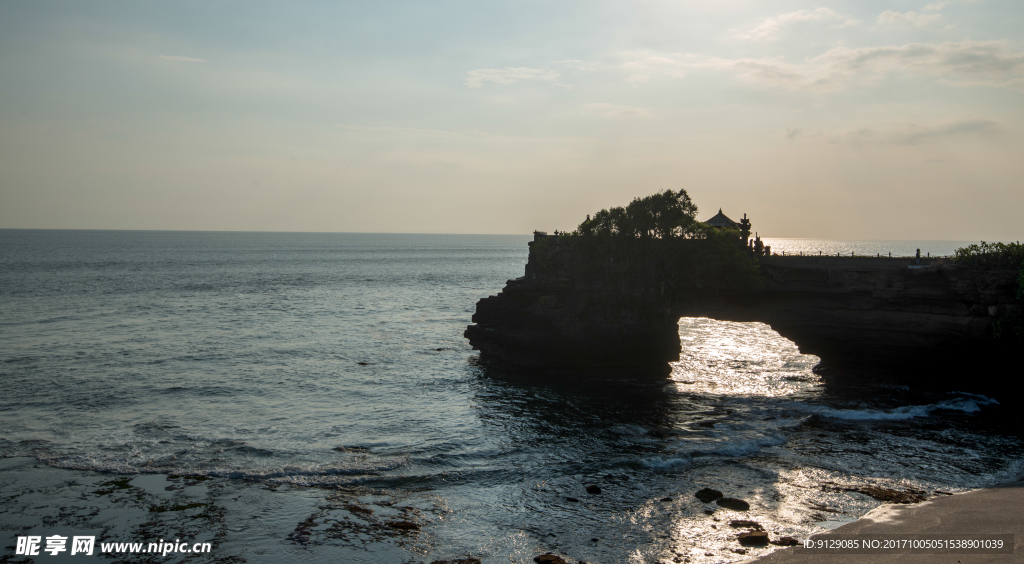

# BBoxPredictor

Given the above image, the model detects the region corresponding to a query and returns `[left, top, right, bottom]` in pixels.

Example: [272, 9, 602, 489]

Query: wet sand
[745, 480, 1024, 564]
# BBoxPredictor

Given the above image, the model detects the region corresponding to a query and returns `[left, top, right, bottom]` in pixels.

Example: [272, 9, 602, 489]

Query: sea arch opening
[669, 317, 821, 397]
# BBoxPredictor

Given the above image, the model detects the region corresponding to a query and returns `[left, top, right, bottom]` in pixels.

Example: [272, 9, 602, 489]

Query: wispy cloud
[858, 118, 999, 145]
[584, 103, 651, 118]
[464, 67, 558, 88]
[923, 2, 950, 11]
[661, 40, 1024, 91]
[732, 7, 845, 41]
[787, 118, 1000, 145]
[159, 55, 206, 63]
[877, 10, 944, 27]
[619, 52, 688, 78]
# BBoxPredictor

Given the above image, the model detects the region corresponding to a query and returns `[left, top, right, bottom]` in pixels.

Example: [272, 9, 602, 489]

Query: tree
[576, 189, 700, 239]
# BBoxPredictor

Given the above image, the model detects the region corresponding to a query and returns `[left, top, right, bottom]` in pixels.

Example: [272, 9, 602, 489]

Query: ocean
[1, 230, 1021, 564]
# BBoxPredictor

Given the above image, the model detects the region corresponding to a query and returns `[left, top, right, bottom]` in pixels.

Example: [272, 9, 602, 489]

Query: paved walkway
[746, 481, 1024, 564]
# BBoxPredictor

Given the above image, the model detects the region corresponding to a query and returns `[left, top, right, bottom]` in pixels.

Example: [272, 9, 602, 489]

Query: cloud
[159, 55, 206, 63]
[847, 119, 1000, 145]
[877, 10, 944, 27]
[618, 52, 688, 78]
[733, 7, 844, 40]
[584, 103, 651, 118]
[464, 67, 559, 88]
[676, 40, 1024, 91]
[788, 119, 1000, 145]
[624, 74, 651, 85]
[923, 2, 949, 11]
[836, 19, 864, 28]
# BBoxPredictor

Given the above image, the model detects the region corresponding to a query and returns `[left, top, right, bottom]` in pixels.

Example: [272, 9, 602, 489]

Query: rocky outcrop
[465, 234, 1019, 384]
[731, 256, 1018, 376]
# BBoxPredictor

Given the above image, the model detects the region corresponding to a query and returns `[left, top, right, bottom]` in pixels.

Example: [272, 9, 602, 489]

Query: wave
[802, 395, 998, 421]
[20, 451, 408, 487]
[689, 434, 787, 457]
[640, 457, 690, 469]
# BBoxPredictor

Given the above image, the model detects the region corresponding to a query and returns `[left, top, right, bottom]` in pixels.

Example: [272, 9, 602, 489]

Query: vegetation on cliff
[953, 241, 1024, 271]
[574, 189, 702, 239]
[535, 189, 761, 300]
[954, 241, 1024, 344]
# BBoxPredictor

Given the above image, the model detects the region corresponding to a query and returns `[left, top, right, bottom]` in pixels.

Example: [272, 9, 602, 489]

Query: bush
[952, 241, 1024, 269]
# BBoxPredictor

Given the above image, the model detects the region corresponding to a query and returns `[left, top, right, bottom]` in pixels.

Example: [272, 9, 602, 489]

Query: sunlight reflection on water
[761, 238, 978, 258]
[672, 318, 820, 397]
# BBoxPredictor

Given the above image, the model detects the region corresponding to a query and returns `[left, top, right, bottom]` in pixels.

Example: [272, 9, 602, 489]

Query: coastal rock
[430, 559, 482, 564]
[847, 485, 927, 504]
[737, 531, 770, 546]
[386, 520, 420, 531]
[695, 488, 724, 503]
[465, 234, 1018, 384]
[565, 497, 580, 503]
[586, 485, 602, 495]
[771, 536, 800, 546]
[343, 504, 373, 515]
[716, 497, 750, 511]
[534, 553, 570, 564]
[728, 520, 763, 530]
[660, 497, 673, 502]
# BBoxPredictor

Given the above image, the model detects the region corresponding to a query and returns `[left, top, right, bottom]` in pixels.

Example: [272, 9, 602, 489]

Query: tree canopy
[574, 189, 703, 239]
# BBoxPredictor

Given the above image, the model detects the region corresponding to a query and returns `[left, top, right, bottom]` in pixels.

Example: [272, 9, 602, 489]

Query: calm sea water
[1, 230, 1021, 564]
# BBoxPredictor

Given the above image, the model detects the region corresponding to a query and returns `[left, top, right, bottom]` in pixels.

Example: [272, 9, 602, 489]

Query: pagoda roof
[703, 208, 739, 228]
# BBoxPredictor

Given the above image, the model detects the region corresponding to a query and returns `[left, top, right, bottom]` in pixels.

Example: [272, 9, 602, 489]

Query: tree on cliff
[575, 189, 701, 239]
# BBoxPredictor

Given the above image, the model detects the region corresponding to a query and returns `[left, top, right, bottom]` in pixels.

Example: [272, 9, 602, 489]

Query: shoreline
[745, 479, 1024, 564]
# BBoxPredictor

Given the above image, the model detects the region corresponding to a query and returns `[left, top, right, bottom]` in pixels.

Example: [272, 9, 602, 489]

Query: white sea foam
[803, 395, 998, 421]
[640, 457, 690, 469]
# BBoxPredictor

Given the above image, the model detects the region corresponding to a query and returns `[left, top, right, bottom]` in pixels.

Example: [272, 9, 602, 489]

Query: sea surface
[1, 230, 1021, 564]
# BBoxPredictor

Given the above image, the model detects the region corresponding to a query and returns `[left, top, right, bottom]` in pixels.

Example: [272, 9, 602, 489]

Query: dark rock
[586, 485, 601, 495]
[771, 537, 800, 546]
[464, 237, 1018, 384]
[430, 559, 482, 564]
[565, 497, 580, 503]
[737, 531, 770, 546]
[728, 520, 763, 531]
[386, 520, 419, 531]
[591, 538, 598, 542]
[703, 509, 715, 515]
[847, 485, 927, 504]
[698, 421, 715, 428]
[732, 548, 748, 555]
[534, 553, 570, 564]
[357, 362, 370, 365]
[716, 497, 750, 511]
[695, 488, 724, 503]
[333, 445, 369, 453]
[660, 497, 673, 502]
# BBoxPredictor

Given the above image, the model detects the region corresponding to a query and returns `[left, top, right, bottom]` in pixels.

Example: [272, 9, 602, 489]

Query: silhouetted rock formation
[465, 234, 1019, 385]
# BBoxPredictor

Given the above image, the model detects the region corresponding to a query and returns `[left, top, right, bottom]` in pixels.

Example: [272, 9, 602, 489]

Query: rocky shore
[466, 234, 1019, 386]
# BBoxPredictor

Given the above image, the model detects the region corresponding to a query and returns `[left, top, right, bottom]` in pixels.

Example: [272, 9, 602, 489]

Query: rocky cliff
[465, 234, 1019, 382]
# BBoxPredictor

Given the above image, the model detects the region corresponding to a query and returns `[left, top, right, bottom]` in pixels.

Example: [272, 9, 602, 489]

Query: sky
[0, 0, 1022, 239]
